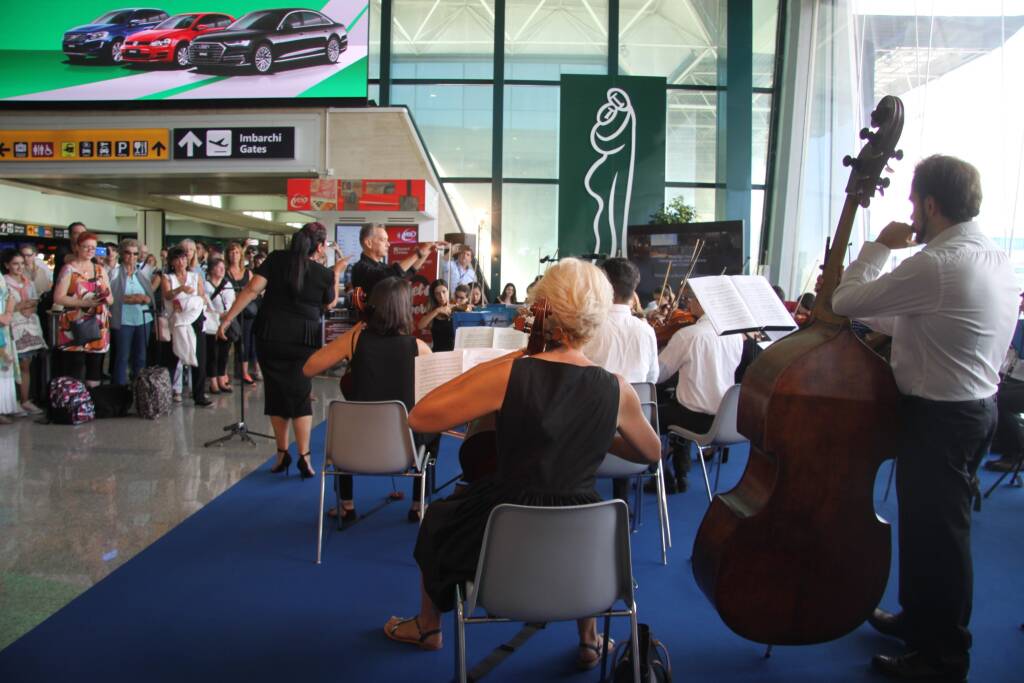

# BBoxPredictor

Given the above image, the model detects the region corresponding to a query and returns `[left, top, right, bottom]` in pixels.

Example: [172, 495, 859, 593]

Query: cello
[691, 95, 905, 645]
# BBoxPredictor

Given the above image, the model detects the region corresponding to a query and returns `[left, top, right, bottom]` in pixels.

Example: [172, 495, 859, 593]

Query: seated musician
[303, 277, 438, 523]
[350, 223, 443, 297]
[581, 257, 659, 504]
[417, 279, 455, 352]
[381, 258, 661, 668]
[656, 285, 743, 493]
[452, 284, 472, 311]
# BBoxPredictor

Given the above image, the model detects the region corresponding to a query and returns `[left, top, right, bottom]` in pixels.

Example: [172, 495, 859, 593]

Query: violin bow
[667, 238, 705, 316]
[657, 262, 673, 307]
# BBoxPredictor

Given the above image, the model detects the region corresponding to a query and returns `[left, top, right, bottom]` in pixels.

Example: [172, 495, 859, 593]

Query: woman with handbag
[159, 245, 212, 407]
[225, 242, 258, 384]
[1, 250, 47, 415]
[108, 239, 154, 387]
[204, 257, 236, 395]
[53, 232, 112, 388]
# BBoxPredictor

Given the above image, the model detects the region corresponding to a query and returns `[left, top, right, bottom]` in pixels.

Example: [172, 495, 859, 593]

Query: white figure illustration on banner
[583, 87, 636, 258]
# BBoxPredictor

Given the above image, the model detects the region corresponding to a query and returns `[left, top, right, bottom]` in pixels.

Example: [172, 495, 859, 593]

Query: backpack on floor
[605, 623, 671, 683]
[134, 366, 172, 419]
[48, 376, 96, 425]
[88, 384, 134, 419]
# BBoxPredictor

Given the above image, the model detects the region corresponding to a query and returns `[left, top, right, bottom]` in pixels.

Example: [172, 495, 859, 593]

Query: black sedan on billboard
[188, 9, 347, 74]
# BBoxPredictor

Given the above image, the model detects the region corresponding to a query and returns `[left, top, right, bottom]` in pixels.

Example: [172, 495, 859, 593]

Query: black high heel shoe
[270, 449, 292, 475]
[296, 452, 315, 480]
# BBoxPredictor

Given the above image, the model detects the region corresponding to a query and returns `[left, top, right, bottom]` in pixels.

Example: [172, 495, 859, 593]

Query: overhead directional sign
[172, 127, 295, 160]
[0, 129, 170, 161]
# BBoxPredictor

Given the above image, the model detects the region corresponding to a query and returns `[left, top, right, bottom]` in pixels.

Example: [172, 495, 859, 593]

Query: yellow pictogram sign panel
[0, 129, 170, 161]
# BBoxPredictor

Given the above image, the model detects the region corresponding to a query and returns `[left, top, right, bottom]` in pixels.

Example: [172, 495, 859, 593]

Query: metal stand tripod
[204, 375, 273, 447]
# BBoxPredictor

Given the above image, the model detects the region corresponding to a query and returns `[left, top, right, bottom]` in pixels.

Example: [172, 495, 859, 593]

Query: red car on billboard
[122, 13, 234, 68]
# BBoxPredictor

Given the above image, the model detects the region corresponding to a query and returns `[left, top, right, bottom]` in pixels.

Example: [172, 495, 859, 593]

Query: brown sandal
[576, 635, 614, 670]
[384, 615, 442, 651]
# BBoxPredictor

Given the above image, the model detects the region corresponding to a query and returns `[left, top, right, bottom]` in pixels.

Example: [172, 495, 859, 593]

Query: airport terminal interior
[1, 1, 1023, 681]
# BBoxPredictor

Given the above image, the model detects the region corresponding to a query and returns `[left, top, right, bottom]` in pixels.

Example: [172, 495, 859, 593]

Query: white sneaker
[21, 400, 43, 416]
[173, 392, 183, 403]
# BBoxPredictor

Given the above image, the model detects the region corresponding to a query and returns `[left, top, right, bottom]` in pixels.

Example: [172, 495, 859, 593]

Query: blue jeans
[113, 323, 151, 386]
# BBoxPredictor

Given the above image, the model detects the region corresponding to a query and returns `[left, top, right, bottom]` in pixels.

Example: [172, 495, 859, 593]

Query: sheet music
[492, 327, 528, 350]
[731, 276, 797, 330]
[414, 352, 466, 403]
[454, 327, 495, 349]
[688, 276, 758, 335]
[463, 347, 508, 368]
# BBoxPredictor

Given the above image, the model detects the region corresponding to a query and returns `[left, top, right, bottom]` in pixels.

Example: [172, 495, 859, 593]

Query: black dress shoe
[869, 608, 909, 641]
[871, 651, 968, 682]
[194, 398, 213, 407]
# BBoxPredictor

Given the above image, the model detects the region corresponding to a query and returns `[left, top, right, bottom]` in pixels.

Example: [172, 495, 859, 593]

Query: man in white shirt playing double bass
[833, 155, 1018, 683]
[582, 257, 660, 503]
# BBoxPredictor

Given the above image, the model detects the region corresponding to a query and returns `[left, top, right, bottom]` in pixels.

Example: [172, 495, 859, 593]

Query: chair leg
[654, 470, 667, 565]
[629, 605, 641, 683]
[633, 473, 643, 531]
[697, 446, 714, 503]
[419, 469, 428, 525]
[657, 461, 672, 548]
[600, 614, 612, 681]
[455, 586, 468, 683]
[316, 467, 327, 564]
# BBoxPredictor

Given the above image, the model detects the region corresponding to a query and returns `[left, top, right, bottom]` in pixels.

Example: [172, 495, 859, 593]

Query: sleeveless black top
[430, 315, 455, 352]
[349, 329, 418, 411]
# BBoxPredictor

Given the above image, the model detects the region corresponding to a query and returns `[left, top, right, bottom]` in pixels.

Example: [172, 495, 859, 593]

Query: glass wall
[771, 1, 1024, 296]
[372, 0, 781, 294]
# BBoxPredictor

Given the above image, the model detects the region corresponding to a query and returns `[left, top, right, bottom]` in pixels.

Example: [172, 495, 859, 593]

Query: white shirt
[658, 315, 743, 414]
[582, 303, 660, 384]
[205, 278, 236, 314]
[445, 260, 476, 288]
[833, 221, 1018, 401]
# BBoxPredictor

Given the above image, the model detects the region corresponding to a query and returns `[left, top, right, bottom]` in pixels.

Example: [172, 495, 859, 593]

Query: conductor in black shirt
[350, 223, 445, 297]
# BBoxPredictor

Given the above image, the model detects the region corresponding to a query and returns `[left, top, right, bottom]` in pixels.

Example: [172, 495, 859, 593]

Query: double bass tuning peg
[877, 177, 891, 189]
[859, 127, 874, 141]
[893, 149, 904, 161]
[842, 155, 859, 169]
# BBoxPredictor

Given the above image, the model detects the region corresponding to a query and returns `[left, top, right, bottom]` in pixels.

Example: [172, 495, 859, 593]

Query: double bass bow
[691, 95, 905, 645]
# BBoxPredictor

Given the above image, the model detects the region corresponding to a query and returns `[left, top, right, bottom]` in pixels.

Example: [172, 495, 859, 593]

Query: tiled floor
[0, 376, 337, 650]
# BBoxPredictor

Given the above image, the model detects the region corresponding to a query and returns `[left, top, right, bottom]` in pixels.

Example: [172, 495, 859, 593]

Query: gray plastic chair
[316, 400, 431, 564]
[454, 500, 640, 683]
[667, 384, 746, 503]
[595, 382, 672, 565]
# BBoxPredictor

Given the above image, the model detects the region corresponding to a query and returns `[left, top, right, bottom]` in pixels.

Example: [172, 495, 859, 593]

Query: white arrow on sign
[177, 131, 203, 158]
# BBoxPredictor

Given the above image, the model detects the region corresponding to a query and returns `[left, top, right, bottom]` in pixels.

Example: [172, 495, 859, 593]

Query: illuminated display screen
[0, 1, 368, 106]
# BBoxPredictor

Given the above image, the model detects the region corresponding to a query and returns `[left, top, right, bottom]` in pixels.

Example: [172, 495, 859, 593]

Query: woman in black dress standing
[218, 223, 347, 478]
[380, 258, 662, 668]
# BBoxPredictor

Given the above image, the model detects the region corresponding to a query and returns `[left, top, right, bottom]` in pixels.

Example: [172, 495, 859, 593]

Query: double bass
[691, 96, 905, 645]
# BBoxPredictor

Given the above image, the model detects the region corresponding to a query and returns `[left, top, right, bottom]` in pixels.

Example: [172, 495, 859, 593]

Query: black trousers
[657, 400, 714, 482]
[993, 378, 1024, 460]
[896, 394, 995, 658]
[159, 318, 207, 402]
[206, 334, 231, 378]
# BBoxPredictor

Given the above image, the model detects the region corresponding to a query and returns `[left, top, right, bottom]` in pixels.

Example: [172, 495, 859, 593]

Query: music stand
[204, 372, 273, 447]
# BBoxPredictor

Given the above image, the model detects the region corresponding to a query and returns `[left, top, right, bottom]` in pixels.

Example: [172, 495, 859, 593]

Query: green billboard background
[0, 1, 368, 101]
[558, 75, 666, 259]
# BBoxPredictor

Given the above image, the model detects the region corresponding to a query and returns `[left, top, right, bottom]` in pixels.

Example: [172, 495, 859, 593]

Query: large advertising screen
[1, 2, 368, 106]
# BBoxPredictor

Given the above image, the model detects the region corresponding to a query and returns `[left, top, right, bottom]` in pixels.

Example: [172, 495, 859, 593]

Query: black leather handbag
[69, 314, 102, 346]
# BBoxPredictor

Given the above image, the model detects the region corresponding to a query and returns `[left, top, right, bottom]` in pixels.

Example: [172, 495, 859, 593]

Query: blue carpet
[1, 426, 1023, 682]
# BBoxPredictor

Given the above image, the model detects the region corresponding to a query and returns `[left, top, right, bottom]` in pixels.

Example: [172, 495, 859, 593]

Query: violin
[652, 306, 696, 347]
[691, 95, 905, 645]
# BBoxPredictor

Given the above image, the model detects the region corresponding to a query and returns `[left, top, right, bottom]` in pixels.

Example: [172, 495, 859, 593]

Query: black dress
[430, 315, 455, 352]
[414, 357, 620, 611]
[253, 251, 334, 418]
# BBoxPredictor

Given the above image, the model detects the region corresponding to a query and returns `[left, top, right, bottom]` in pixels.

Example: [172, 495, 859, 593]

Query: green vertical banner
[558, 75, 666, 259]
